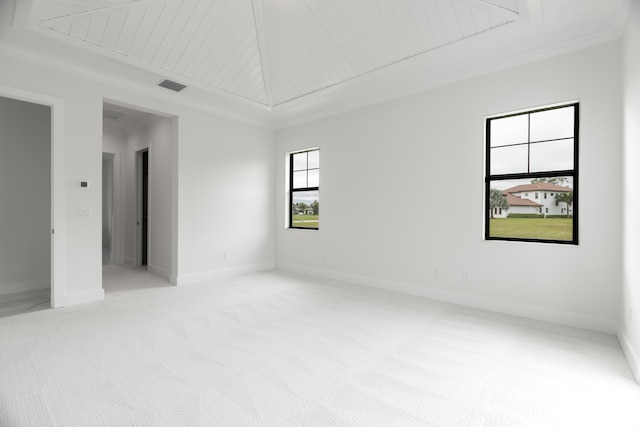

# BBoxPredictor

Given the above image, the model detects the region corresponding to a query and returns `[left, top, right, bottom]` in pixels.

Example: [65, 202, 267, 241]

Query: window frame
[289, 148, 319, 230]
[484, 102, 579, 245]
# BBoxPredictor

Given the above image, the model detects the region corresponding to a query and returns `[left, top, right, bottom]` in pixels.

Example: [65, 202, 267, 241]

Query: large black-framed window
[289, 148, 319, 229]
[485, 103, 579, 244]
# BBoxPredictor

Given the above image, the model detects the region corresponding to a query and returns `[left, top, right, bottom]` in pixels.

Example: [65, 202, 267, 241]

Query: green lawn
[490, 217, 573, 240]
[293, 214, 318, 228]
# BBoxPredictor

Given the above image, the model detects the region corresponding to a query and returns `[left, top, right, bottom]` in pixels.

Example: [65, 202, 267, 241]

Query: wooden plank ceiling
[34, 0, 521, 108]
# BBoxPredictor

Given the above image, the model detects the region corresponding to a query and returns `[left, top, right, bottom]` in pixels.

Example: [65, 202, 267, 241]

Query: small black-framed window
[289, 148, 319, 229]
[485, 103, 579, 244]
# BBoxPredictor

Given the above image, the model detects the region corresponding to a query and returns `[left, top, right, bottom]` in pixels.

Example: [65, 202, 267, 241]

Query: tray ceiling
[31, 0, 524, 108]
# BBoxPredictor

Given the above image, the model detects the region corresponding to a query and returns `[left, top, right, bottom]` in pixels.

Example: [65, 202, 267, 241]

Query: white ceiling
[0, 0, 630, 127]
[103, 100, 162, 132]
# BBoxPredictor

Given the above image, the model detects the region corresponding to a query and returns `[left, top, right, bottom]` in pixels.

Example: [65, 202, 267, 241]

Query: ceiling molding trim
[610, 0, 633, 38]
[516, 0, 542, 23]
[39, 0, 145, 29]
[0, 42, 276, 130]
[276, 27, 624, 129]
[468, 0, 520, 21]
[250, 0, 273, 108]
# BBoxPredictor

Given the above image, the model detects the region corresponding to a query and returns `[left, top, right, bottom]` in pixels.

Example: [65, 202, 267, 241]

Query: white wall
[276, 41, 623, 334]
[0, 52, 276, 304]
[176, 110, 276, 284]
[0, 96, 50, 296]
[622, 0, 640, 382]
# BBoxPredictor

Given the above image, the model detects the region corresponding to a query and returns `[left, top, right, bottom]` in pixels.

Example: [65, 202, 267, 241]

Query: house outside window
[289, 148, 319, 229]
[485, 103, 578, 244]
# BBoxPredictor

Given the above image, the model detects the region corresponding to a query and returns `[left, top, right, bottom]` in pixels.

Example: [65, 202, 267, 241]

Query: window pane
[307, 150, 319, 169]
[490, 144, 528, 175]
[490, 114, 528, 147]
[529, 139, 573, 172]
[293, 171, 307, 189]
[293, 152, 307, 171]
[308, 169, 319, 187]
[529, 106, 574, 142]
[292, 190, 319, 229]
[290, 149, 320, 230]
[488, 177, 573, 241]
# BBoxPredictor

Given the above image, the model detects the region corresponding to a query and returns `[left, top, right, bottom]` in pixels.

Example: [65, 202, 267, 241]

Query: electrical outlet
[463, 272, 470, 281]
[433, 267, 440, 277]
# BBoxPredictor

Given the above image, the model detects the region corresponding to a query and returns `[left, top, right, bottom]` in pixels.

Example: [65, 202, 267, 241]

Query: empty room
[1, 0, 639, 425]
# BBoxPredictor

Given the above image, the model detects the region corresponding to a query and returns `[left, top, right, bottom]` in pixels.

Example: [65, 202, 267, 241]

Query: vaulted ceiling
[33, 0, 522, 108]
[0, 0, 629, 126]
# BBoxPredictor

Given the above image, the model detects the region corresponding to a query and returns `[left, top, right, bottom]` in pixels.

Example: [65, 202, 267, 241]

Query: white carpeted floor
[1, 266, 639, 426]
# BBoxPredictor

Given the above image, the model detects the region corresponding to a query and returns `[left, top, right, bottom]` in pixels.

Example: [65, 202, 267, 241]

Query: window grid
[485, 103, 579, 244]
[289, 149, 319, 230]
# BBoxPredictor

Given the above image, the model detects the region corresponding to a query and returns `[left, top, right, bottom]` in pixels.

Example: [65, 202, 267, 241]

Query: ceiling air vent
[103, 109, 126, 120]
[158, 79, 186, 92]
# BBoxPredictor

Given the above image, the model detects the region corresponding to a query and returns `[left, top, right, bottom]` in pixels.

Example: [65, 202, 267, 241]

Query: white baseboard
[618, 330, 640, 383]
[64, 288, 104, 306]
[147, 264, 170, 280]
[0, 288, 49, 303]
[176, 263, 274, 286]
[0, 281, 49, 297]
[123, 257, 134, 265]
[277, 263, 618, 334]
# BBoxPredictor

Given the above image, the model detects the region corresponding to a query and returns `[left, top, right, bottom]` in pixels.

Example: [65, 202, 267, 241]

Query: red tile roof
[504, 194, 542, 207]
[503, 182, 572, 194]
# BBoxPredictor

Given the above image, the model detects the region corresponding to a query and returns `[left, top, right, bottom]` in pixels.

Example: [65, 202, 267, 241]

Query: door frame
[101, 149, 123, 264]
[134, 148, 149, 267]
[101, 152, 115, 263]
[103, 97, 178, 284]
[0, 85, 65, 308]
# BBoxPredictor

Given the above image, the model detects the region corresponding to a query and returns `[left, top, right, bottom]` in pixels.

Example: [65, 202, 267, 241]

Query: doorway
[102, 153, 115, 265]
[0, 86, 64, 309]
[137, 149, 149, 267]
[101, 99, 177, 287]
